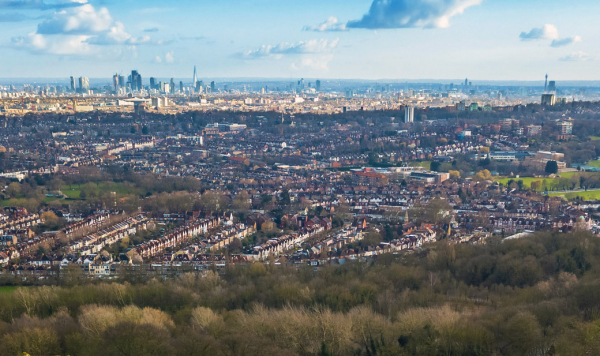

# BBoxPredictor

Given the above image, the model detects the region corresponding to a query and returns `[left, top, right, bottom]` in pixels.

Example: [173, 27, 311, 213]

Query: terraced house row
[251, 224, 325, 261]
[69, 214, 148, 255]
[135, 216, 220, 258]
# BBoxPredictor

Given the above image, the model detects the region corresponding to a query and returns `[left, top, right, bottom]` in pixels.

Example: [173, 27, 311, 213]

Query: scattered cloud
[12, 32, 91, 55]
[36, 4, 111, 35]
[303, 17, 347, 32]
[11, 2, 165, 56]
[347, 0, 482, 29]
[241, 38, 339, 59]
[0, 12, 31, 21]
[551, 36, 582, 48]
[291, 55, 334, 71]
[0, 0, 86, 11]
[560, 51, 595, 62]
[154, 51, 174, 64]
[520, 24, 581, 48]
[143, 27, 159, 33]
[519, 24, 559, 41]
[165, 51, 174, 63]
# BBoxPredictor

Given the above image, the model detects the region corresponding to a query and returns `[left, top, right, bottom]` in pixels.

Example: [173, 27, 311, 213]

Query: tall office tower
[131, 70, 142, 91]
[170, 78, 175, 94]
[118, 76, 125, 89]
[70, 76, 75, 91]
[548, 81, 556, 93]
[210, 81, 215, 93]
[78, 77, 89, 91]
[193, 66, 198, 87]
[545, 74, 548, 92]
[150, 77, 156, 90]
[404, 105, 415, 123]
[180, 81, 183, 93]
[541, 94, 556, 106]
[113, 73, 120, 91]
[316, 80, 321, 92]
[465, 78, 468, 87]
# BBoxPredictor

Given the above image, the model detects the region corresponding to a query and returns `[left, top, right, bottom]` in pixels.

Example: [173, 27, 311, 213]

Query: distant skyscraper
[404, 105, 415, 123]
[316, 80, 321, 92]
[70, 76, 75, 92]
[113, 73, 120, 91]
[548, 81, 556, 93]
[150, 77, 156, 90]
[541, 94, 556, 106]
[545, 74, 548, 92]
[78, 77, 89, 91]
[193, 66, 198, 87]
[118, 75, 125, 89]
[180, 81, 183, 93]
[170, 78, 175, 94]
[210, 81, 215, 93]
[130, 70, 142, 91]
[465, 78, 468, 87]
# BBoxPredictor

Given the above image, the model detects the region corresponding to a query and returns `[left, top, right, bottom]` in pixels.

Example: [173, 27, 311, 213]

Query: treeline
[1, 231, 600, 355]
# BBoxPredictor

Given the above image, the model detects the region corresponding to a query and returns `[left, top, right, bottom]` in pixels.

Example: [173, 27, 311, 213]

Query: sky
[0, 0, 598, 81]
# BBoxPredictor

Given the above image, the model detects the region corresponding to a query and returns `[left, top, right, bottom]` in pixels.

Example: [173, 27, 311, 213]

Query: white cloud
[519, 24, 559, 41]
[519, 25, 581, 48]
[551, 36, 582, 48]
[291, 55, 334, 71]
[0, 0, 86, 11]
[11, 2, 163, 57]
[12, 32, 91, 55]
[37, 4, 112, 35]
[154, 51, 174, 64]
[347, 0, 481, 29]
[242, 38, 339, 59]
[560, 51, 595, 62]
[303, 17, 347, 32]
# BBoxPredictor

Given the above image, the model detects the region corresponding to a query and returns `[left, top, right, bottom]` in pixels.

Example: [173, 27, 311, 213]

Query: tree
[102, 322, 172, 356]
[6, 182, 21, 198]
[546, 161, 559, 175]
[280, 189, 291, 206]
[430, 161, 441, 172]
[449, 170, 460, 179]
[232, 191, 251, 211]
[474, 169, 492, 182]
[142, 126, 149, 135]
[41, 211, 59, 226]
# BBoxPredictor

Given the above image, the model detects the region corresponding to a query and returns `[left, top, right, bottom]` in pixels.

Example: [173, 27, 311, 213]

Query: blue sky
[0, 0, 598, 80]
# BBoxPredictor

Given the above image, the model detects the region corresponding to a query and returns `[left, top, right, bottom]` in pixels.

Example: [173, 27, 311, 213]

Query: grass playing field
[0, 286, 18, 294]
[548, 190, 600, 201]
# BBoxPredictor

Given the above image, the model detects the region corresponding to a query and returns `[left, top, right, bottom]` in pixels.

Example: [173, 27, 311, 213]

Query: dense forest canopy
[1, 231, 600, 355]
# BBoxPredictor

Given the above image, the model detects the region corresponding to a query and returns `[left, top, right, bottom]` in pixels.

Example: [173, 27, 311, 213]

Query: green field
[3, 182, 140, 207]
[411, 161, 431, 170]
[591, 136, 600, 141]
[0, 286, 17, 294]
[549, 190, 600, 201]
[493, 177, 559, 191]
[61, 182, 139, 200]
[493, 172, 585, 191]
[586, 160, 600, 168]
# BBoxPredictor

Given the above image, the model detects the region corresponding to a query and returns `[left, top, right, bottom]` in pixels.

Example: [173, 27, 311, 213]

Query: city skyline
[0, 0, 598, 80]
